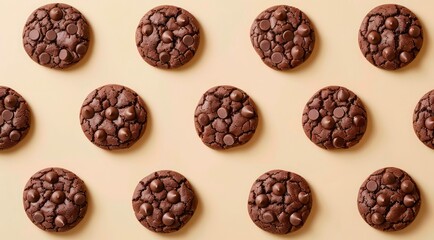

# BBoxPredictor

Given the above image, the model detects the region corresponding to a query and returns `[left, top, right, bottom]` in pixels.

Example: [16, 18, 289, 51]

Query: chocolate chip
[139, 203, 153, 216]
[49, 7, 63, 20]
[255, 194, 269, 208]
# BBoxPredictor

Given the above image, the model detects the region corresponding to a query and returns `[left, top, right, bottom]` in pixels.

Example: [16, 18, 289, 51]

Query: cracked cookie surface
[358, 4, 423, 70]
[136, 5, 200, 69]
[0, 86, 31, 150]
[80, 84, 147, 150]
[132, 170, 197, 233]
[248, 169, 312, 234]
[194, 85, 258, 150]
[413, 89, 434, 149]
[23, 3, 90, 69]
[302, 86, 367, 149]
[23, 167, 88, 232]
[250, 5, 315, 70]
[357, 167, 421, 231]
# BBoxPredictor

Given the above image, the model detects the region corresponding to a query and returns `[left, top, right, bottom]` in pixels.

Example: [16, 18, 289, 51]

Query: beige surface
[0, 0, 433, 239]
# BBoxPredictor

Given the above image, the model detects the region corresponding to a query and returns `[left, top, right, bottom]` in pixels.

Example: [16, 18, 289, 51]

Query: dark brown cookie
[132, 170, 197, 233]
[23, 3, 90, 69]
[248, 170, 312, 234]
[357, 167, 421, 231]
[302, 86, 368, 149]
[0, 86, 31, 150]
[413, 89, 434, 149]
[136, 5, 200, 69]
[358, 4, 423, 70]
[80, 84, 147, 150]
[250, 5, 315, 70]
[23, 167, 88, 232]
[194, 85, 259, 150]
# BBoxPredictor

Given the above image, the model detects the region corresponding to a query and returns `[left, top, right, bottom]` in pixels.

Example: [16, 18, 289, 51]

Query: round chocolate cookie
[132, 170, 197, 233]
[250, 5, 315, 70]
[80, 84, 147, 150]
[413, 89, 434, 149]
[23, 167, 88, 232]
[0, 86, 31, 150]
[194, 85, 259, 150]
[248, 170, 312, 234]
[23, 3, 90, 69]
[357, 167, 421, 231]
[302, 86, 368, 149]
[136, 5, 200, 69]
[358, 4, 423, 70]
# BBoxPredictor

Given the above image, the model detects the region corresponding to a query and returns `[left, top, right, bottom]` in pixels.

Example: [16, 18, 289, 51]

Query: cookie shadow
[55, 184, 94, 236]
[150, 182, 204, 238]
[0, 102, 35, 154]
[108, 101, 153, 155]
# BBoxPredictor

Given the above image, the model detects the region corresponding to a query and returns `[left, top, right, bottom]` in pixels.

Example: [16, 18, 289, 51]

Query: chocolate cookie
[248, 170, 312, 234]
[80, 84, 147, 150]
[413, 89, 434, 149]
[136, 5, 200, 69]
[0, 86, 31, 150]
[250, 5, 315, 70]
[357, 167, 421, 231]
[194, 85, 259, 150]
[132, 170, 197, 233]
[302, 86, 368, 149]
[23, 167, 88, 232]
[358, 4, 423, 70]
[23, 3, 90, 69]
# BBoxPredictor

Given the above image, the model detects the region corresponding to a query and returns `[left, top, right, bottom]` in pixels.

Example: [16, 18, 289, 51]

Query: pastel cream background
[0, 0, 433, 239]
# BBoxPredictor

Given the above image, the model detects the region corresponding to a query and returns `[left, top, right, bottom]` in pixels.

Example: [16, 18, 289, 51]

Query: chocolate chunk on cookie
[194, 85, 259, 150]
[302, 86, 368, 149]
[132, 170, 197, 233]
[23, 167, 88, 232]
[136, 5, 200, 69]
[413, 89, 434, 149]
[80, 84, 148, 150]
[250, 5, 315, 70]
[358, 4, 423, 70]
[0, 86, 31, 150]
[23, 3, 90, 69]
[248, 170, 312, 234]
[358, 167, 421, 231]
